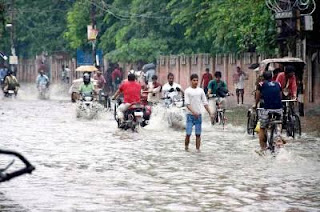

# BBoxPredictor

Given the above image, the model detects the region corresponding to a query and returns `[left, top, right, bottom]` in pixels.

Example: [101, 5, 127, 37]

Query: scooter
[76, 93, 98, 119]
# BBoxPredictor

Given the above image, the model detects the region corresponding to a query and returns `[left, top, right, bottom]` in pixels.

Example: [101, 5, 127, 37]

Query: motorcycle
[76, 93, 99, 119]
[114, 98, 152, 131]
[4, 89, 16, 99]
[97, 89, 111, 109]
[38, 83, 49, 99]
[163, 94, 185, 128]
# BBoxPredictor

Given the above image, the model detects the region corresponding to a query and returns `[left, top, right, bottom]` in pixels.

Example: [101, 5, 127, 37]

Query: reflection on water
[0, 86, 320, 211]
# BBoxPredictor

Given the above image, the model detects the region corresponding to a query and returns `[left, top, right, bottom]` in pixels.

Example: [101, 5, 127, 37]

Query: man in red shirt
[200, 68, 213, 94]
[276, 65, 297, 99]
[112, 73, 141, 122]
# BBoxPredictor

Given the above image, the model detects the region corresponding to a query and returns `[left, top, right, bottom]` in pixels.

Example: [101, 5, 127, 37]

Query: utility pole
[91, 2, 96, 66]
[9, 0, 17, 75]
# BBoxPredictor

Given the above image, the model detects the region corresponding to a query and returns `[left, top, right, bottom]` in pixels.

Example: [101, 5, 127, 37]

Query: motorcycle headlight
[84, 96, 92, 101]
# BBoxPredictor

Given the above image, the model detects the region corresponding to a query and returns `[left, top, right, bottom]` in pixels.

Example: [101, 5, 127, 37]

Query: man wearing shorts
[255, 71, 283, 152]
[184, 74, 213, 151]
[233, 66, 247, 105]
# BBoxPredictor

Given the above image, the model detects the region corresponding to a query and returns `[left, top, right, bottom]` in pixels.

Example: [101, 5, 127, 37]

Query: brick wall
[156, 53, 266, 106]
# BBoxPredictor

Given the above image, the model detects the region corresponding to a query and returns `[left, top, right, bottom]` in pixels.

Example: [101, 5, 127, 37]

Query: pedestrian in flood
[184, 74, 213, 151]
[200, 68, 213, 94]
[233, 66, 248, 106]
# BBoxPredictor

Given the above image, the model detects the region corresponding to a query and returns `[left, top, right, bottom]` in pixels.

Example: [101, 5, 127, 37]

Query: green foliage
[1, 0, 277, 61]
[10, 0, 74, 57]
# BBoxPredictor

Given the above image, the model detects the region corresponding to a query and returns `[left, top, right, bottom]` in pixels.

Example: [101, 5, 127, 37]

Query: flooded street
[0, 87, 320, 212]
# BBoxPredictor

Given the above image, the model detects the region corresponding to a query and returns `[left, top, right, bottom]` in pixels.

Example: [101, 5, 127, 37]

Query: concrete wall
[305, 50, 320, 110]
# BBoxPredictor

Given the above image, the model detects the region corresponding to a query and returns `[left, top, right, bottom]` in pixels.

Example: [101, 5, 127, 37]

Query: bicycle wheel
[114, 104, 117, 121]
[220, 111, 225, 129]
[268, 125, 275, 153]
[293, 114, 301, 138]
[286, 115, 294, 137]
[247, 111, 253, 134]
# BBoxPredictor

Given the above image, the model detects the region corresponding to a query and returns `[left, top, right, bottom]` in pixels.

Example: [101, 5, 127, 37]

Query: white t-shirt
[235, 74, 245, 89]
[147, 81, 161, 103]
[184, 87, 208, 115]
[162, 82, 182, 99]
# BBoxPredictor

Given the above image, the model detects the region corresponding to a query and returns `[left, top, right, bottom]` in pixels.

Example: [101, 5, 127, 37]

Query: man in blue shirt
[255, 71, 283, 152]
[36, 70, 50, 89]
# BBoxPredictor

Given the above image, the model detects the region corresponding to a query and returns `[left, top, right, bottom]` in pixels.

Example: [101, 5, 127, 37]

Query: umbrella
[142, 63, 156, 72]
[75, 65, 98, 72]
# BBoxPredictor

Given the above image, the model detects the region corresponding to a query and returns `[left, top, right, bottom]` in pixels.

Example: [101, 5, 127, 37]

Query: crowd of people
[1, 61, 300, 153]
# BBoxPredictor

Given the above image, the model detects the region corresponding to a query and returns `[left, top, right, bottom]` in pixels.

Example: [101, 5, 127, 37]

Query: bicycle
[0, 149, 35, 183]
[264, 111, 283, 154]
[247, 107, 263, 136]
[209, 94, 230, 129]
[282, 99, 301, 138]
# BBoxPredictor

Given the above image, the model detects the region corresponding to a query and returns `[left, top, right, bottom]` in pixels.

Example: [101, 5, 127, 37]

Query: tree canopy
[1, 0, 277, 62]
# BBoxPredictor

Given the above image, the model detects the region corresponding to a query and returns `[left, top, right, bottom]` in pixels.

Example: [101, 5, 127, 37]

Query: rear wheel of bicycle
[247, 112, 256, 135]
[268, 126, 275, 153]
[114, 104, 117, 121]
[293, 114, 301, 138]
[286, 115, 294, 137]
[247, 112, 253, 134]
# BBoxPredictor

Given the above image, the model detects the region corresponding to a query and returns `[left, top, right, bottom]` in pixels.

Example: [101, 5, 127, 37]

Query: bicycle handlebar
[0, 149, 35, 183]
[281, 99, 297, 102]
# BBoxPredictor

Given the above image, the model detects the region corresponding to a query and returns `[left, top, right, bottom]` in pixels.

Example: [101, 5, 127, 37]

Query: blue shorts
[186, 114, 202, 136]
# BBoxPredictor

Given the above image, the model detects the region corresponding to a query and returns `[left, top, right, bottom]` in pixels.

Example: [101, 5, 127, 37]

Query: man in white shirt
[162, 73, 183, 100]
[147, 75, 162, 104]
[233, 66, 247, 105]
[184, 74, 213, 151]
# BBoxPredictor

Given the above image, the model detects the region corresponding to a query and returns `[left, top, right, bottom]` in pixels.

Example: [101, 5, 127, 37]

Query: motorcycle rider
[79, 73, 95, 97]
[36, 70, 50, 90]
[3, 69, 19, 96]
[207, 71, 228, 121]
[147, 75, 162, 105]
[112, 73, 141, 125]
[162, 73, 183, 100]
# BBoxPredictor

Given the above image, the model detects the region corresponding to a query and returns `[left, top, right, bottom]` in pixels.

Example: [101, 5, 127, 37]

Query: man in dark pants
[200, 68, 213, 94]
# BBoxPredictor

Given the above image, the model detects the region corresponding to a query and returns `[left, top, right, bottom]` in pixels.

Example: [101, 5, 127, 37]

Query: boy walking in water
[185, 74, 213, 151]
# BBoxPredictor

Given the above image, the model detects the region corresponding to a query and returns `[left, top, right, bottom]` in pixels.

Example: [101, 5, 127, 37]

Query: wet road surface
[0, 86, 319, 212]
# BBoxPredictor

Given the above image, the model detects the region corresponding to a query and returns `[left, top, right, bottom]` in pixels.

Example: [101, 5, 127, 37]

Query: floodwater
[0, 85, 319, 212]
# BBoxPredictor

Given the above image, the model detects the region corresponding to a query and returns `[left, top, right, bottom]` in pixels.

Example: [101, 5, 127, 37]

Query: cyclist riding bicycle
[207, 71, 228, 118]
[255, 71, 284, 153]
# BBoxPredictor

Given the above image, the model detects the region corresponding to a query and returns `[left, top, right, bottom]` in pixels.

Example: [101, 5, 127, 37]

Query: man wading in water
[184, 74, 213, 151]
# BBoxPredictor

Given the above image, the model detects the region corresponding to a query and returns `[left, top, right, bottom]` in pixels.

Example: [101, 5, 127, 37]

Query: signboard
[9, 56, 18, 65]
[275, 11, 293, 19]
[87, 25, 98, 41]
[76, 49, 103, 66]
